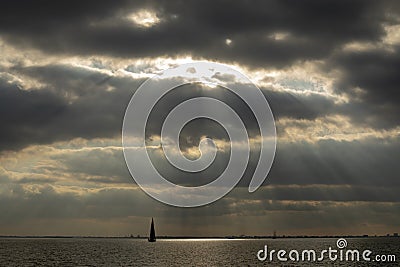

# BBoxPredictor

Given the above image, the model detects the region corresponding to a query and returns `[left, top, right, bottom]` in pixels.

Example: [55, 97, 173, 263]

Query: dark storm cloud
[0, 66, 341, 152]
[333, 48, 400, 105]
[0, 0, 396, 68]
[0, 0, 399, 152]
[327, 47, 400, 129]
[0, 77, 66, 151]
[0, 64, 142, 151]
[1, 0, 397, 130]
[265, 88, 337, 120]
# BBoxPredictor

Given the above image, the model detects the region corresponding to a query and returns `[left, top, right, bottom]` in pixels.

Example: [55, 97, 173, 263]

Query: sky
[0, 0, 399, 237]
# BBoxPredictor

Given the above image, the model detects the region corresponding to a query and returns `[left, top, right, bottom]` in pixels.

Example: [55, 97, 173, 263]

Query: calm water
[0, 238, 398, 266]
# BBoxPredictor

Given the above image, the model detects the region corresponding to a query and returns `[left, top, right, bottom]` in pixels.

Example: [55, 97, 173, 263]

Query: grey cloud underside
[0, 62, 398, 194]
[0, 65, 143, 151]
[0, 0, 394, 67]
[0, 63, 396, 153]
[328, 48, 400, 128]
[0, 0, 398, 151]
[0, 67, 317, 151]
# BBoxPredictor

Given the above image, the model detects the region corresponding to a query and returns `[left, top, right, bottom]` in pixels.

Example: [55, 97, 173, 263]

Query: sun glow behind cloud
[128, 9, 161, 28]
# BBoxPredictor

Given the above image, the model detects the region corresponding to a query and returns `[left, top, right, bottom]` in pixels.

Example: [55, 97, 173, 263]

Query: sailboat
[148, 217, 156, 242]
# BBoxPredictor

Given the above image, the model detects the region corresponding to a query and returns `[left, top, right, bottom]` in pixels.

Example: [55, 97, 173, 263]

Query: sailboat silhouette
[148, 217, 156, 242]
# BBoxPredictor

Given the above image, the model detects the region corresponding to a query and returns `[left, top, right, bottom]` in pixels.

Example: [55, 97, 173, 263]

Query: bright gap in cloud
[269, 32, 290, 41]
[383, 24, 400, 45]
[128, 9, 161, 28]
[0, 37, 345, 103]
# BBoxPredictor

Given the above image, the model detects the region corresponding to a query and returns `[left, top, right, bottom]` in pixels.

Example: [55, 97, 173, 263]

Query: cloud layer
[0, 0, 399, 236]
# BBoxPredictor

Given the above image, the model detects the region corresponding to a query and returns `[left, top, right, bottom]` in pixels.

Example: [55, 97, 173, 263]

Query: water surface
[0, 237, 398, 266]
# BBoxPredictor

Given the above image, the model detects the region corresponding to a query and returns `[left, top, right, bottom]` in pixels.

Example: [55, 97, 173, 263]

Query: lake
[0, 237, 398, 266]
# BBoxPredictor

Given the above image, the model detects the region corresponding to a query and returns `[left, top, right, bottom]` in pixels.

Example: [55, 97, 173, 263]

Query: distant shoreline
[0, 235, 398, 239]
